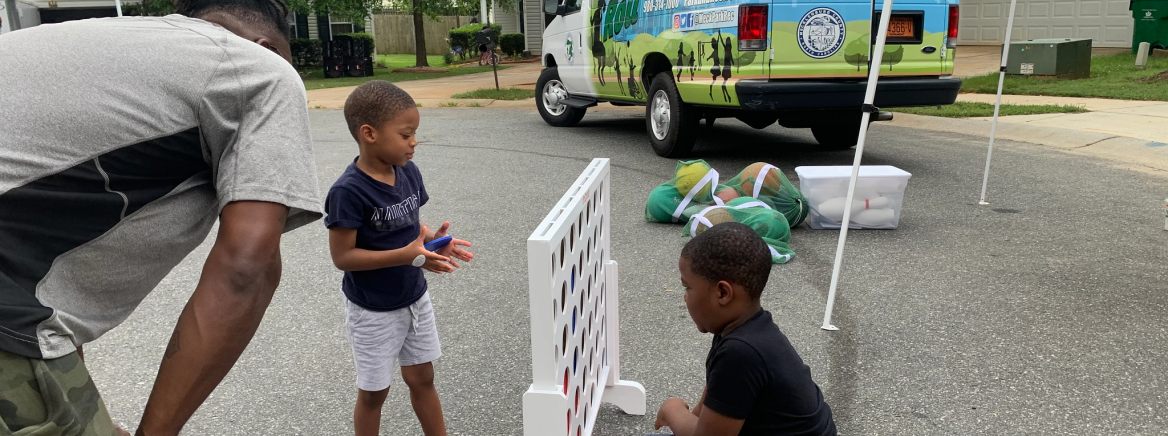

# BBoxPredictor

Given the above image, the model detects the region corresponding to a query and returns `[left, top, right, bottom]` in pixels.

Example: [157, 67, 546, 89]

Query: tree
[843, 34, 868, 72]
[288, 0, 383, 27]
[378, 0, 518, 68]
[123, 0, 174, 16]
[884, 44, 903, 71]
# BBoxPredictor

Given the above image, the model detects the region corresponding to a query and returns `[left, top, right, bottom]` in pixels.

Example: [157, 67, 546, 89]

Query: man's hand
[430, 222, 474, 267]
[136, 201, 289, 436]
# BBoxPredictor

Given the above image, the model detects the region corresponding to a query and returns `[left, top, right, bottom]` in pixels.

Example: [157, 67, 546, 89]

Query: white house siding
[958, 0, 1135, 48]
[491, 5, 521, 34]
[523, 0, 544, 54]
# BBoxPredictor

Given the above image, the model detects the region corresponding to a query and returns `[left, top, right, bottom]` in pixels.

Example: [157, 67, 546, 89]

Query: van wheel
[646, 73, 698, 158]
[536, 67, 586, 127]
[811, 124, 862, 150]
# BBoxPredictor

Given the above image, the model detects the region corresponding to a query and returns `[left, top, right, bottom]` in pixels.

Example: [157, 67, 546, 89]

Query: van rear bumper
[734, 77, 962, 111]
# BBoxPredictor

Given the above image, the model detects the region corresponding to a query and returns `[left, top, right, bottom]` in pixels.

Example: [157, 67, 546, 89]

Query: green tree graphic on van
[884, 44, 904, 71]
[844, 35, 869, 72]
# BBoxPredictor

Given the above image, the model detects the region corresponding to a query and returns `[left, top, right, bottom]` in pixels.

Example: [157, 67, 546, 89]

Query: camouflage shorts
[0, 349, 119, 436]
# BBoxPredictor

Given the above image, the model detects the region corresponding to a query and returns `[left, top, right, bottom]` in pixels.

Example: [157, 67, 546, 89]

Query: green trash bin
[1131, 0, 1168, 53]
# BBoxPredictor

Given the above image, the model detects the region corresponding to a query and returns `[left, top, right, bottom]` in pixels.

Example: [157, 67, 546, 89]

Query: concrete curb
[410, 98, 535, 108]
[888, 113, 1168, 175]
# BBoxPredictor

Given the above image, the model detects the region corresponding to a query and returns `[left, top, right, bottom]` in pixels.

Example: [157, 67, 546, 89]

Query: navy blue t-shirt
[324, 159, 429, 311]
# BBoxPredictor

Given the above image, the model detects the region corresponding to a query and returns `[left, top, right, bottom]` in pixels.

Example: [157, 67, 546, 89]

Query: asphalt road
[86, 107, 1168, 435]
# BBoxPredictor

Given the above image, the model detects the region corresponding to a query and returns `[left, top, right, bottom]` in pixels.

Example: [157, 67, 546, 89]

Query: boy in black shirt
[654, 223, 837, 436]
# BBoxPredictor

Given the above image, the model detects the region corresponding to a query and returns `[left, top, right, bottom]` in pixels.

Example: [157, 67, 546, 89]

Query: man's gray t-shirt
[0, 15, 322, 359]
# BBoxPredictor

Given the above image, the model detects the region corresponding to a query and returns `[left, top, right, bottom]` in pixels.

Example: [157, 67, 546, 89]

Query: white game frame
[524, 158, 646, 436]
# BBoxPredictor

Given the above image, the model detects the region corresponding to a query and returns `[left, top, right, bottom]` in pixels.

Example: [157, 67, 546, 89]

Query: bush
[338, 32, 376, 54]
[448, 23, 503, 58]
[443, 51, 455, 66]
[500, 33, 525, 56]
[290, 38, 323, 69]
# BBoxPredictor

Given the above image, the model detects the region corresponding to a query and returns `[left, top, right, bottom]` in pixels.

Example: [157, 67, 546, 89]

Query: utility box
[1131, 0, 1168, 53]
[1006, 38, 1092, 79]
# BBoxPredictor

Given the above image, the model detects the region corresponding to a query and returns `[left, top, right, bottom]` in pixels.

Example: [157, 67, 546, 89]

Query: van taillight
[947, 5, 959, 47]
[738, 5, 768, 51]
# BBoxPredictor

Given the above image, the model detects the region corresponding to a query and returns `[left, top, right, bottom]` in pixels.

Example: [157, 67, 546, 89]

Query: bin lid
[794, 165, 912, 179]
[1011, 38, 1092, 44]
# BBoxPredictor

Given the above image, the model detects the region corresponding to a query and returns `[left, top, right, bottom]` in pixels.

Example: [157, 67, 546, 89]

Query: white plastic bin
[794, 166, 912, 230]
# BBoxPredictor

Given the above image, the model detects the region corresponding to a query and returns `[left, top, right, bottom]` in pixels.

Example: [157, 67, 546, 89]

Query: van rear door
[767, 0, 954, 79]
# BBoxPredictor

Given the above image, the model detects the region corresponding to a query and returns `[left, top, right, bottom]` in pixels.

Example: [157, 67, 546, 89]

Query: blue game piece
[425, 235, 453, 252]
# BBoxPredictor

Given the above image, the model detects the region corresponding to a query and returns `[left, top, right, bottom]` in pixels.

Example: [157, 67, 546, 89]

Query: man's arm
[135, 201, 289, 436]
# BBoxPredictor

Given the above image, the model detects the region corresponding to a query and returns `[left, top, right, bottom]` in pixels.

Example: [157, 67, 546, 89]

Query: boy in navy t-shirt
[324, 80, 473, 436]
[654, 223, 836, 436]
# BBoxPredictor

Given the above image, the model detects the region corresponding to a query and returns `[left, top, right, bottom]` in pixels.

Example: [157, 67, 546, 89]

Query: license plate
[887, 17, 915, 38]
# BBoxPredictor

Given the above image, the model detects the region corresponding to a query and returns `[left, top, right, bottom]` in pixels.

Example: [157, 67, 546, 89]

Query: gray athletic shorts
[345, 291, 442, 392]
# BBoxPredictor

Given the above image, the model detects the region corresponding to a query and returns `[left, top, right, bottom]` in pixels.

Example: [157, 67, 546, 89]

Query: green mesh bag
[645, 160, 732, 223]
[721, 162, 809, 227]
[682, 198, 795, 264]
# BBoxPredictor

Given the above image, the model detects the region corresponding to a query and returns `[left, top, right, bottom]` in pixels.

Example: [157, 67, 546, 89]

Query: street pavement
[86, 108, 1168, 435]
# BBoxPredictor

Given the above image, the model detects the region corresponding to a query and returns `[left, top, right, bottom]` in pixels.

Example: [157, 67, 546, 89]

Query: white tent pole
[115, 0, 122, 16]
[821, 0, 895, 331]
[978, 0, 1019, 205]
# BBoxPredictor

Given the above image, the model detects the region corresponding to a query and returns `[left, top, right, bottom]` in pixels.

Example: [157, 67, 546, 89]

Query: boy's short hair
[343, 81, 416, 141]
[176, 0, 290, 39]
[681, 222, 771, 300]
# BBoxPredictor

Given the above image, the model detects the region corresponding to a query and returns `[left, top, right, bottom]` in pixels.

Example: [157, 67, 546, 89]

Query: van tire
[811, 124, 862, 150]
[536, 67, 586, 127]
[646, 73, 698, 158]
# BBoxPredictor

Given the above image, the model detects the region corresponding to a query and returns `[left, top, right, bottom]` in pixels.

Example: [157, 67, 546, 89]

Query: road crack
[1072, 136, 1119, 149]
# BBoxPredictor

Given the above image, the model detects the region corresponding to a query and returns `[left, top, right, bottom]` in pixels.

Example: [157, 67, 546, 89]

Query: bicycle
[478, 45, 500, 66]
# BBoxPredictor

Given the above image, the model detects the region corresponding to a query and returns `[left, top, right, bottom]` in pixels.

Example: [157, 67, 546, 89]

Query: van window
[560, 0, 581, 15]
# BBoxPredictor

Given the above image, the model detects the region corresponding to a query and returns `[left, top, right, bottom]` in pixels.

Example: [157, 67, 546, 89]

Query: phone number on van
[643, 0, 680, 14]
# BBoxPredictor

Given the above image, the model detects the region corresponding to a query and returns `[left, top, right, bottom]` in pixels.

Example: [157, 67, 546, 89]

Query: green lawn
[894, 101, 1088, 118]
[300, 65, 509, 91]
[961, 53, 1168, 101]
[376, 54, 448, 69]
[452, 87, 535, 100]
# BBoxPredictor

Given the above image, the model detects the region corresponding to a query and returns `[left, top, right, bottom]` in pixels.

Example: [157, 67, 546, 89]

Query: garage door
[958, 0, 1135, 48]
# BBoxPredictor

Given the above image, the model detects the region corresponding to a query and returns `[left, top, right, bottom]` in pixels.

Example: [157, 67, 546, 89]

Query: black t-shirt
[323, 159, 429, 311]
[704, 310, 837, 436]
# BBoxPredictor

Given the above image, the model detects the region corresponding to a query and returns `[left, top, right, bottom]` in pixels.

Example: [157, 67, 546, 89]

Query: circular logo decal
[797, 7, 846, 59]
[566, 33, 575, 65]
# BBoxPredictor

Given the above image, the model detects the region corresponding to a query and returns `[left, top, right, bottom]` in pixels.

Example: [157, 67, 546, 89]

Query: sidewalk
[954, 94, 1168, 145]
[306, 62, 543, 109]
